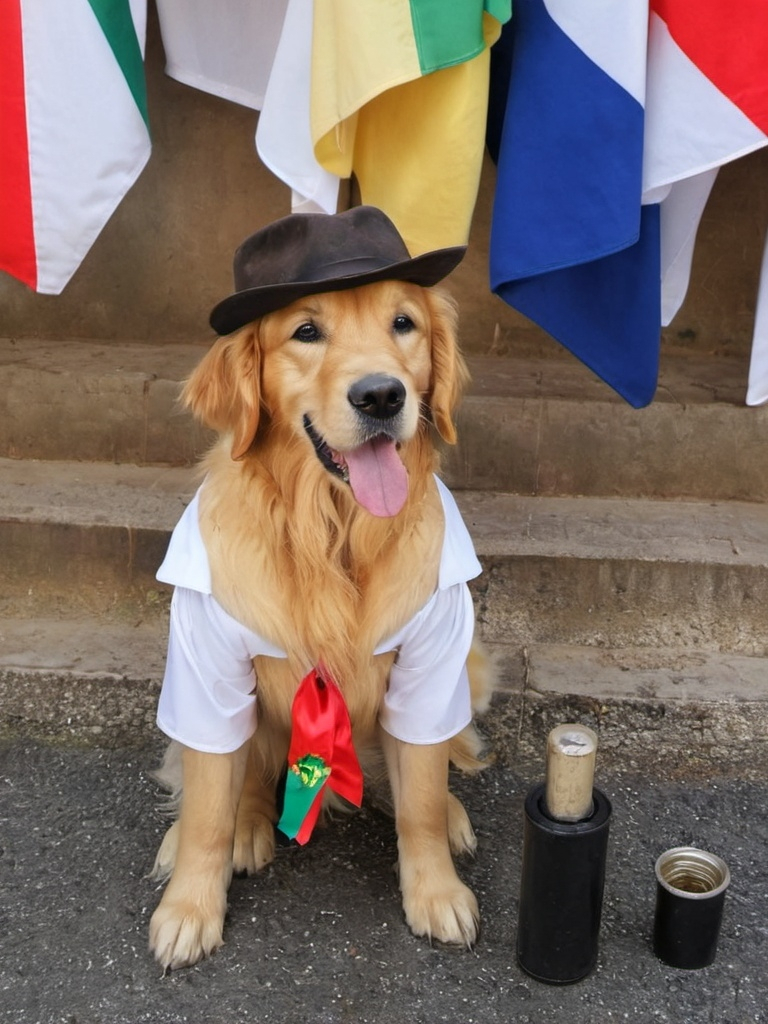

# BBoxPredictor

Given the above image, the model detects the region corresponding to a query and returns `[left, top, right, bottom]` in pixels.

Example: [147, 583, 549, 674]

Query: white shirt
[156, 477, 482, 754]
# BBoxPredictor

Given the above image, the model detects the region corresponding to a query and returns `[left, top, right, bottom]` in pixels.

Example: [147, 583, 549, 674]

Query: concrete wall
[2, 5, 766, 366]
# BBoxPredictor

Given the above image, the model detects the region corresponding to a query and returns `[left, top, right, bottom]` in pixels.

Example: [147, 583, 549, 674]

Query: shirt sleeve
[157, 586, 277, 754]
[156, 489, 213, 593]
[378, 581, 475, 745]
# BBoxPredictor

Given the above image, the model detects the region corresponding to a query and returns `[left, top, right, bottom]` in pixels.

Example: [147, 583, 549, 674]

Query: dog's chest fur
[195, 441, 444, 733]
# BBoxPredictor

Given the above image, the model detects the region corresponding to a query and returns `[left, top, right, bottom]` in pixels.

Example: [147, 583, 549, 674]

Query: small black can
[653, 846, 730, 970]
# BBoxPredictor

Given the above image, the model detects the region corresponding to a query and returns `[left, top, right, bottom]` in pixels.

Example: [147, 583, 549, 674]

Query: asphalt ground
[1, 736, 766, 1024]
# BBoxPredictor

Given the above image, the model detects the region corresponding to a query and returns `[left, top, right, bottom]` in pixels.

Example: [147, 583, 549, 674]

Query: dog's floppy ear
[426, 289, 469, 445]
[182, 326, 261, 460]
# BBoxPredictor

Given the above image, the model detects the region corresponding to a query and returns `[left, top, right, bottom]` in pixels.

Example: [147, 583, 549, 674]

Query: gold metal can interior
[655, 846, 731, 899]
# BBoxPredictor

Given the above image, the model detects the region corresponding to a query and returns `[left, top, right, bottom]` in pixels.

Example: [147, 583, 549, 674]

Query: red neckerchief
[276, 668, 363, 844]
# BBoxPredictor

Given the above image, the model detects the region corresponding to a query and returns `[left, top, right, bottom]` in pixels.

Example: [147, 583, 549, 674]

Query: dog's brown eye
[292, 322, 322, 343]
[393, 314, 415, 334]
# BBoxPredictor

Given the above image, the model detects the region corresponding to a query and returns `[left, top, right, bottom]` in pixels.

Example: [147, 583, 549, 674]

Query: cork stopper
[544, 724, 598, 822]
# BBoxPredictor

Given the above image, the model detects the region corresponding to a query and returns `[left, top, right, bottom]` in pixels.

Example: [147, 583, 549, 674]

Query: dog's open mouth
[303, 415, 408, 518]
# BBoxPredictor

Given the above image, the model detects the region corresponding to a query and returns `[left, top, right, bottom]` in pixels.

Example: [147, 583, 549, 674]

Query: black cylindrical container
[653, 847, 730, 969]
[517, 783, 612, 984]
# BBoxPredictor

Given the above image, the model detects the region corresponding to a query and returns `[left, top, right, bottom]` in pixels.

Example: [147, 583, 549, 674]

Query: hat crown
[232, 207, 411, 292]
[209, 205, 466, 335]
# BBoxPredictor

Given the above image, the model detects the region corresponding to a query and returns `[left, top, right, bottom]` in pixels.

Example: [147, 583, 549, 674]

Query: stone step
[2, 459, 766, 656]
[493, 643, 768, 778]
[0, 458, 194, 620]
[2, 338, 766, 501]
[2, 616, 766, 777]
[0, 617, 166, 746]
[446, 355, 768, 502]
[464, 488, 768, 656]
[0, 337, 208, 466]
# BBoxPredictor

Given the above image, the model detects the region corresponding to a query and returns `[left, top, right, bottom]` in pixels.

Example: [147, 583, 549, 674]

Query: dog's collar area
[303, 415, 349, 482]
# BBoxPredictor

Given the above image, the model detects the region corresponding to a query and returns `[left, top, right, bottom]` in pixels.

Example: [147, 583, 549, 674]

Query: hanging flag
[489, 0, 660, 409]
[155, 0, 288, 111]
[643, 0, 768, 405]
[748, 233, 768, 406]
[255, 0, 341, 217]
[258, 0, 511, 253]
[490, 0, 768, 408]
[645, 0, 768, 193]
[0, 0, 151, 295]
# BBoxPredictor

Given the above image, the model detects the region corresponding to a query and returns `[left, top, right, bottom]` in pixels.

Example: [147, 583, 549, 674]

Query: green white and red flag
[0, 0, 150, 294]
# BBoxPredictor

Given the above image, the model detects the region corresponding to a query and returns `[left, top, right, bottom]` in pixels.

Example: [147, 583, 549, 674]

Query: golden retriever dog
[148, 207, 492, 970]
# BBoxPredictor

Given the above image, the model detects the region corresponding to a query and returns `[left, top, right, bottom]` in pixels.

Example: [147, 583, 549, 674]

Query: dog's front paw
[232, 812, 276, 875]
[149, 890, 227, 970]
[402, 875, 480, 947]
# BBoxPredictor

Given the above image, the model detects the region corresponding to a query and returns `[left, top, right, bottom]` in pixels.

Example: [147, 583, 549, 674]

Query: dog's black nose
[348, 374, 406, 419]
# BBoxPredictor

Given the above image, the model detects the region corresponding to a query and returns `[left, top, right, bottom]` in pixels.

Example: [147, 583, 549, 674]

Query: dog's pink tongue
[344, 437, 408, 517]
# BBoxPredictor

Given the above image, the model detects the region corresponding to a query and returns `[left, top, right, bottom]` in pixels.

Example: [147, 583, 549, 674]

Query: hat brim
[209, 245, 466, 336]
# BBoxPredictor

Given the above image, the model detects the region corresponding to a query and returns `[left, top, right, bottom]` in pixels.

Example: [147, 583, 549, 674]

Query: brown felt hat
[209, 206, 466, 336]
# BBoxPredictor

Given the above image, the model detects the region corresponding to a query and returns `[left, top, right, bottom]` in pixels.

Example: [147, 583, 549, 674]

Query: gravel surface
[1, 738, 766, 1024]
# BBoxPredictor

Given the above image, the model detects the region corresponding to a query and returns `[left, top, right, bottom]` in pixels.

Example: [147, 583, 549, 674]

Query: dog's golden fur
[149, 280, 491, 969]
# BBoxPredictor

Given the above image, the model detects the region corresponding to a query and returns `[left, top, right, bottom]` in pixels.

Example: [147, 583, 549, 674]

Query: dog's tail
[150, 740, 184, 814]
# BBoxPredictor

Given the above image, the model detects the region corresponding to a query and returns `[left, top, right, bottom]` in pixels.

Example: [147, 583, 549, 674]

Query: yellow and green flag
[311, 0, 511, 254]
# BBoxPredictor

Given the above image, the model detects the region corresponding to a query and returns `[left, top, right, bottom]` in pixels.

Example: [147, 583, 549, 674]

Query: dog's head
[183, 280, 466, 517]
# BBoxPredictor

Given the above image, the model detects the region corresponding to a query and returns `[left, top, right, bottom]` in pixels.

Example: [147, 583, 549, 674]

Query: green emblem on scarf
[277, 754, 331, 840]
